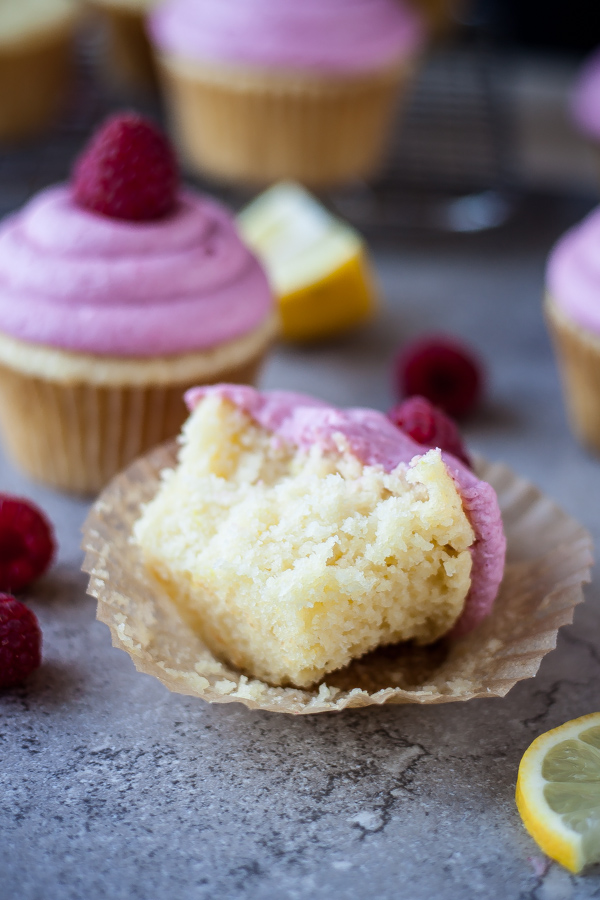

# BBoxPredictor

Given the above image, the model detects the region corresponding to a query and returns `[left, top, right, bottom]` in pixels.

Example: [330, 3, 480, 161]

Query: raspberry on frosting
[387, 395, 471, 467]
[72, 113, 179, 221]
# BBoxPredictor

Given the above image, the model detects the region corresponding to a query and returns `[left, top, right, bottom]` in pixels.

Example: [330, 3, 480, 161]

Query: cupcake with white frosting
[0, 113, 276, 493]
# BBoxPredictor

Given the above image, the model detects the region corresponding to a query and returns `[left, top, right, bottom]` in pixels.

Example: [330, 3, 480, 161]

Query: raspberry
[72, 112, 179, 221]
[0, 594, 41, 687]
[387, 395, 471, 467]
[0, 496, 55, 593]
[395, 335, 483, 418]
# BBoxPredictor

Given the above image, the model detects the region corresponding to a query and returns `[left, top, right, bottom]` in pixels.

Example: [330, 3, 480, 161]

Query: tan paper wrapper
[0, 354, 263, 495]
[545, 293, 600, 454]
[0, 25, 74, 141]
[82, 443, 593, 714]
[157, 57, 412, 188]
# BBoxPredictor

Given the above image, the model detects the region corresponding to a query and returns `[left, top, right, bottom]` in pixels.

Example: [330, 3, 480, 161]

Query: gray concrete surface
[1, 196, 600, 900]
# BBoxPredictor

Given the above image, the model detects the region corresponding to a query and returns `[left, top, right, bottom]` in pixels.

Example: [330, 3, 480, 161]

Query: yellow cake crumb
[134, 395, 475, 687]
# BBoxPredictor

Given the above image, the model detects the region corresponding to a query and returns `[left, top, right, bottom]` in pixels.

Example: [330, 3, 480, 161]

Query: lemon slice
[516, 712, 600, 873]
[238, 182, 377, 342]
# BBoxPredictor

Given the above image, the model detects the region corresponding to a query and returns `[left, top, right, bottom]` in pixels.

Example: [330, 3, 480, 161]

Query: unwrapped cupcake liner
[0, 24, 74, 140]
[545, 293, 600, 453]
[157, 57, 412, 187]
[0, 354, 263, 495]
[82, 442, 593, 714]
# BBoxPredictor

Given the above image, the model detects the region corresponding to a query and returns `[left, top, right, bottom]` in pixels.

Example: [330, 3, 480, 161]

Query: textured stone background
[1, 197, 600, 900]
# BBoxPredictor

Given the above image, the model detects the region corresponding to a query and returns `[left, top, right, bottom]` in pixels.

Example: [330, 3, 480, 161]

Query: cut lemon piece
[516, 712, 600, 873]
[238, 182, 377, 342]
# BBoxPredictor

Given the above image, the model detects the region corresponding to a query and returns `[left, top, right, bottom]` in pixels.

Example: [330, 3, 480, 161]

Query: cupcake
[89, 0, 158, 93]
[148, 0, 425, 188]
[0, 114, 277, 494]
[571, 47, 600, 166]
[545, 206, 600, 453]
[0, 0, 78, 141]
[133, 385, 505, 688]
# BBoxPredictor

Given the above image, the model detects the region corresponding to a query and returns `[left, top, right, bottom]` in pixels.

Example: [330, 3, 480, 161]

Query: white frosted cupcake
[148, 0, 425, 188]
[134, 385, 506, 688]
[0, 0, 78, 140]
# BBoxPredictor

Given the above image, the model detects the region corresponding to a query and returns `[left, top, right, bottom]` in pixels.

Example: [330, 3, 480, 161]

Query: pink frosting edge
[185, 384, 506, 639]
[148, 0, 425, 74]
[571, 47, 600, 141]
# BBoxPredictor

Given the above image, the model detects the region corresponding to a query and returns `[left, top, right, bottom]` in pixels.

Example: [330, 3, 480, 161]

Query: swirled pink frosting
[149, 0, 424, 73]
[572, 48, 600, 141]
[0, 185, 273, 357]
[185, 385, 506, 637]
[547, 204, 600, 333]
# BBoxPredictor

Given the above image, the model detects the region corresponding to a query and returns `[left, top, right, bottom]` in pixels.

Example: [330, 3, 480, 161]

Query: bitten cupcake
[0, 114, 277, 494]
[134, 386, 505, 688]
[148, 0, 424, 188]
[545, 205, 600, 452]
[0, 0, 78, 140]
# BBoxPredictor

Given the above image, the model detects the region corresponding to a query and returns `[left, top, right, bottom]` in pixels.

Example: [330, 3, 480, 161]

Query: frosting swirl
[0, 186, 273, 357]
[149, 0, 424, 73]
[185, 385, 506, 637]
[547, 204, 600, 334]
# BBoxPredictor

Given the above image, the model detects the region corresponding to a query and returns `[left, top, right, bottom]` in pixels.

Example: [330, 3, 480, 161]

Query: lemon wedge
[516, 712, 600, 873]
[238, 182, 377, 342]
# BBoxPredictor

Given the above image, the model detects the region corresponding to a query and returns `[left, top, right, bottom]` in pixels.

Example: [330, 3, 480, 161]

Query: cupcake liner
[157, 57, 412, 188]
[82, 443, 592, 714]
[0, 25, 74, 140]
[545, 293, 600, 453]
[0, 353, 264, 495]
[90, 3, 157, 92]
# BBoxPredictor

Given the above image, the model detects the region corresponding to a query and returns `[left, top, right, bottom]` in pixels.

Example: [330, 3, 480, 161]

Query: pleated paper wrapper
[82, 443, 593, 715]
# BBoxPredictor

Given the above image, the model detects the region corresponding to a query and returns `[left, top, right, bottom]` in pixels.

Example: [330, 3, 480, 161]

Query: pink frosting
[547, 204, 600, 334]
[572, 48, 600, 141]
[185, 385, 506, 637]
[0, 185, 273, 357]
[149, 0, 424, 74]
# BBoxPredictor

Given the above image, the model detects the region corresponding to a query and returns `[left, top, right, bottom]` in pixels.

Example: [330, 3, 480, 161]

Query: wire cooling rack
[0, 33, 513, 231]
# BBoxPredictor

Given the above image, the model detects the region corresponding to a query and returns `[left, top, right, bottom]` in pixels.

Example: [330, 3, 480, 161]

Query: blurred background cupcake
[0, 0, 79, 141]
[87, 0, 158, 94]
[571, 47, 600, 171]
[545, 206, 600, 453]
[148, 0, 425, 189]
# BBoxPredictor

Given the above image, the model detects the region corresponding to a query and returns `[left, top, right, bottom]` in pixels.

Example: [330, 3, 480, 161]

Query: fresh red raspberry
[0, 594, 41, 687]
[72, 112, 179, 221]
[395, 335, 483, 418]
[387, 395, 471, 467]
[0, 496, 55, 593]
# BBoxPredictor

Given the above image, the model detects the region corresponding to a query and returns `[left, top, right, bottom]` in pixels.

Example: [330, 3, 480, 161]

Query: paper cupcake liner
[157, 57, 412, 188]
[90, 3, 157, 93]
[0, 353, 264, 495]
[545, 293, 600, 453]
[82, 443, 592, 714]
[0, 24, 74, 140]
